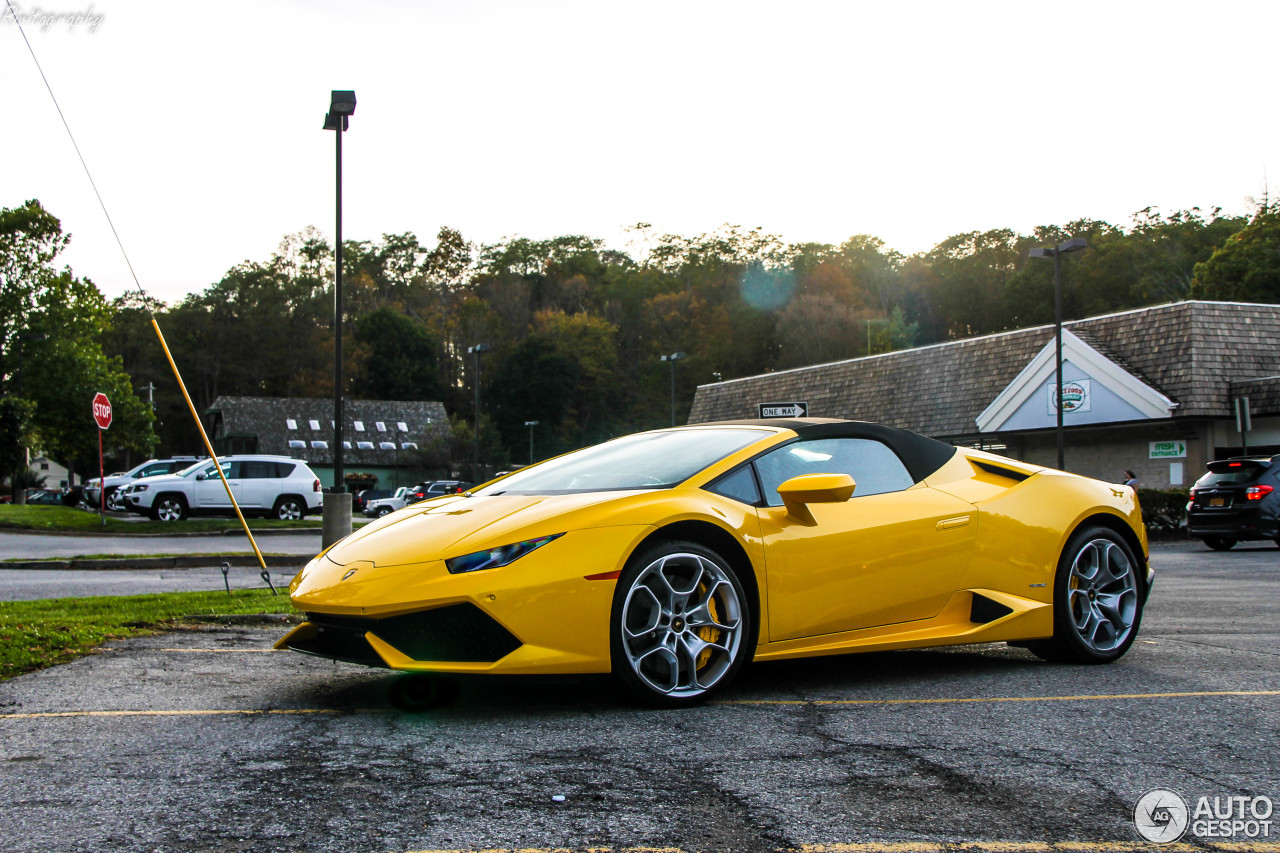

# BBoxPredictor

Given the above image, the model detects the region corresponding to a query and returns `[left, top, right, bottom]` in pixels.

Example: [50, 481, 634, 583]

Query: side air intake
[970, 592, 1015, 624]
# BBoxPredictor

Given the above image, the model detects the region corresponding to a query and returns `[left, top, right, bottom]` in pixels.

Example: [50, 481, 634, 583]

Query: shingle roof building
[205, 397, 452, 484]
[688, 301, 1280, 487]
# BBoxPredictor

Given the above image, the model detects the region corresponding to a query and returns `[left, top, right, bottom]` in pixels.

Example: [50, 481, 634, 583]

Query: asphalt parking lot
[1, 541, 1277, 852]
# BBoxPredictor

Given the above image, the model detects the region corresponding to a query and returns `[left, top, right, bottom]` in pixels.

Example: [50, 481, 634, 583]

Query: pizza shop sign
[1046, 379, 1092, 414]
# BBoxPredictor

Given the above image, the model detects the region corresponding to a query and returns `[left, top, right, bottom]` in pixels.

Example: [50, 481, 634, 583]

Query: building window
[309, 419, 320, 431]
[401, 442, 417, 450]
[342, 441, 352, 450]
[397, 421, 409, 432]
[379, 441, 396, 450]
[288, 440, 306, 449]
[375, 421, 386, 432]
[353, 421, 365, 432]
[286, 419, 298, 430]
[311, 440, 329, 450]
[356, 441, 374, 450]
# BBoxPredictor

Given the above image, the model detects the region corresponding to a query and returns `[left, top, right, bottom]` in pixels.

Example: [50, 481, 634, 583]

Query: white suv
[119, 455, 323, 521]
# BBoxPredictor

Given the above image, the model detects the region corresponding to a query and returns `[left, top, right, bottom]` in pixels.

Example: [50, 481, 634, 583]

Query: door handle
[936, 516, 971, 531]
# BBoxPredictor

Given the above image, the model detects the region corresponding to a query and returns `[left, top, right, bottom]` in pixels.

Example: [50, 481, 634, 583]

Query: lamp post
[468, 343, 491, 482]
[524, 420, 539, 465]
[1029, 237, 1087, 471]
[660, 352, 686, 427]
[322, 89, 356, 548]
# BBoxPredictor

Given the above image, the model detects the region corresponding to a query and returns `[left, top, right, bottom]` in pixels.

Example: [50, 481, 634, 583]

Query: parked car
[353, 489, 390, 513]
[281, 419, 1152, 707]
[119, 455, 323, 521]
[407, 480, 474, 502]
[364, 486, 411, 518]
[22, 489, 66, 507]
[84, 456, 200, 511]
[1185, 455, 1280, 549]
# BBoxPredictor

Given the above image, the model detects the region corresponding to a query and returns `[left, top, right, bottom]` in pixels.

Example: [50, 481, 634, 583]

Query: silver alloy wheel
[106, 490, 123, 512]
[276, 499, 303, 521]
[155, 497, 184, 522]
[620, 551, 743, 698]
[1066, 537, 1138, 652]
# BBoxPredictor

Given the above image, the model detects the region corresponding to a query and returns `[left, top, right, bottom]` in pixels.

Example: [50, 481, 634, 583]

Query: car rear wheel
[151, 495, 188, 522]
[1202, 536, 1237, 551]
[1028, 526, 1143, 664]
[273, 497, 305, 521]
[611, 540, 751, 707]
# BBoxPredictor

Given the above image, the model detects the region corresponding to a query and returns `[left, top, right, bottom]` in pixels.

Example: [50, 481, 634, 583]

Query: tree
[0, 397, 36, 501]
[351, 308, 442, 401]
[1192, 209, 1280, 303]
[0, 200, 156, 475]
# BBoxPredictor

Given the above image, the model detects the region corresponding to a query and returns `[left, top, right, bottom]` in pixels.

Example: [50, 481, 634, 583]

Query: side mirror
[777, 473, 856, 524]
[195, 473, 206, 481]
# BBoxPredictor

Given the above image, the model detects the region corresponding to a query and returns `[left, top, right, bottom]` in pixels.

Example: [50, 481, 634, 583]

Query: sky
[5, 0, 1278, 305]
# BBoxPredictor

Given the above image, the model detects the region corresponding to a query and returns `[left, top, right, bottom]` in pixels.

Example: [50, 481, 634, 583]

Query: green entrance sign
[1149, 440, 1187, 459]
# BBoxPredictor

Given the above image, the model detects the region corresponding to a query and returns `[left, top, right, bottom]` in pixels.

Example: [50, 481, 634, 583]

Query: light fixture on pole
[660, 352, 686, 427]
[524, 420, 539, 465]
[322, 89, 355, 548]
[468, 343, 491, 482]
[1029, 237, 1087, 471]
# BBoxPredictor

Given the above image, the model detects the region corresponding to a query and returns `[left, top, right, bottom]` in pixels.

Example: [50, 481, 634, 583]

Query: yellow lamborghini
[279, 419, 1152, 706]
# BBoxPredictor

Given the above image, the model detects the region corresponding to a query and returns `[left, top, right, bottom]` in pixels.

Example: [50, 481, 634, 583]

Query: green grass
[0, 588, 299, 680]
[0, 504, 322, 533]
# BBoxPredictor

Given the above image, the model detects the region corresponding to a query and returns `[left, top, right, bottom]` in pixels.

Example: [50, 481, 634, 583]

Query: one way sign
[759, 401, 808, 418]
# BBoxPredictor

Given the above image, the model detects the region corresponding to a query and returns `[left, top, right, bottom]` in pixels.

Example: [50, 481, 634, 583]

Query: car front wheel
[611, 540, 752, 707]
[1203, 536, 1237, 551]
[151, 495, 188, 522]
[1028, 525, 1143, 664]
[273, 497, 305, 521]
[376, 506, 392, 517]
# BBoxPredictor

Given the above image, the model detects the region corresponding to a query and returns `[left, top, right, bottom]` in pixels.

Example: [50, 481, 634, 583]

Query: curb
[0, 526, 325, 539]
[1, 555, 308, 572]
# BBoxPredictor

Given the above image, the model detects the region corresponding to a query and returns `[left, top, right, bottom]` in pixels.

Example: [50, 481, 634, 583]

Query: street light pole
[1029, 237, 1087, 471]
[322, 90, 356, 548]
[468, 343, 491, 482]
[660, 352, 686, 427]
[524, 420, 539, 465]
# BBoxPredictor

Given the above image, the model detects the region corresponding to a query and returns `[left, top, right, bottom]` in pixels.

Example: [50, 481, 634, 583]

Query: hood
[323, 489, 659, 568]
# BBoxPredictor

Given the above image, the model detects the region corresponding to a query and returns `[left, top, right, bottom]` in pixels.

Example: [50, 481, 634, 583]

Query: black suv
[1186, 456, 1280, 550]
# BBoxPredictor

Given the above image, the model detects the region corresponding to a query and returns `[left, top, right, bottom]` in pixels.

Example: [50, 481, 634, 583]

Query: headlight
[446, 533, 564, 574]
[131, 484, 148, 493]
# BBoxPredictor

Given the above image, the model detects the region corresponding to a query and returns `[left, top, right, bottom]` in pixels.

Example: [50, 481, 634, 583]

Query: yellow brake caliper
[696, 582, 722, 669]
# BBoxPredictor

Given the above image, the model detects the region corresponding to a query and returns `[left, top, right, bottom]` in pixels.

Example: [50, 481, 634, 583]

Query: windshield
[475, 428, 771, 495]
[175, 460, 211, 478]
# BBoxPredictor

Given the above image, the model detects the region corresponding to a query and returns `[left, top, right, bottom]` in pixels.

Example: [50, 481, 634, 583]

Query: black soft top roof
[706, 418, 957, 483]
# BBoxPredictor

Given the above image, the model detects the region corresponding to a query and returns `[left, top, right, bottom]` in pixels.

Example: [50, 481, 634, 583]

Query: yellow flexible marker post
[150, 318, 268, 573]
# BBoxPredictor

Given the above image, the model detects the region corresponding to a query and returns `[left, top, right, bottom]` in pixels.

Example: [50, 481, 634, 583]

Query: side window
[274, 462, 296, 478]
[707, 466, 761, 506]
[139, 463, 168, 478]
[754, 438, 914, 507]
[241, 461, 275, 479]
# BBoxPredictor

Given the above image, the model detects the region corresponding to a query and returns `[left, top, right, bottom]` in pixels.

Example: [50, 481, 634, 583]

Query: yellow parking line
[718, 690, 1280, 707]
[391, 844, 1280, 853]
[4, 689, 1275, 721]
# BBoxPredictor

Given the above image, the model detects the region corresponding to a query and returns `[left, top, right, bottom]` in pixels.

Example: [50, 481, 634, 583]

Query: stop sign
[92, 392, 112, 430]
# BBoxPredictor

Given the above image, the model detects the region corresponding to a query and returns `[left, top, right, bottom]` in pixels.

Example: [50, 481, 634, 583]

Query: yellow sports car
[279, 419, 1151, 706]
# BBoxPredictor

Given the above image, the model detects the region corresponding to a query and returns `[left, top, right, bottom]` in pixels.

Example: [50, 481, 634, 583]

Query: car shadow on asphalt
[277, 642, 1047, 716]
